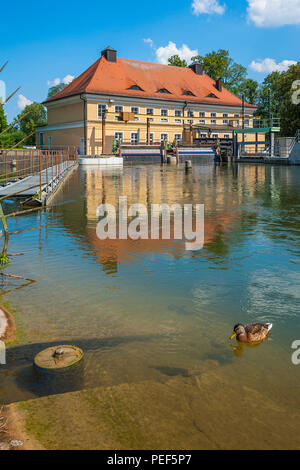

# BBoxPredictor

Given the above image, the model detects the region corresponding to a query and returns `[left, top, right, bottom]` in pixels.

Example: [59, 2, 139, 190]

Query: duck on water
[230, 323, 273, 343]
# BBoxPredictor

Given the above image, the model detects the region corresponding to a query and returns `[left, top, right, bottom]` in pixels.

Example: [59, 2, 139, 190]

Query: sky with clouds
[1, 0, 299, 121]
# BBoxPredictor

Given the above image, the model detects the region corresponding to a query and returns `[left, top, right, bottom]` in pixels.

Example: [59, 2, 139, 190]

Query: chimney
[215, 78, 222, 92]
[189, 63, 203, 75]
[101, 46, 117, 63]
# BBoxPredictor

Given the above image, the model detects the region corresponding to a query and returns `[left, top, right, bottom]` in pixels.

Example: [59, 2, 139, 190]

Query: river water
[0, 162, 299, 449]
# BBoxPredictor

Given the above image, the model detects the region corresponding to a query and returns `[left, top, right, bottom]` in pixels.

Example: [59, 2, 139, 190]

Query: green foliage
[0, 106, 7, 133]
[0, 252, 10, 269]
[168, 55, 187, 68]
[276, 64, 300, 136]
[255, 72, 281, 119]
[191, 49, 247, 95]
[16, 103, 47, 145]
[47, 83, 67, 99]
[239, 79, 259, 105]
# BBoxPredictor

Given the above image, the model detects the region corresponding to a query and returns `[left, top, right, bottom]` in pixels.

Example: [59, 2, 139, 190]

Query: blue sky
[1, 0, 299, 121]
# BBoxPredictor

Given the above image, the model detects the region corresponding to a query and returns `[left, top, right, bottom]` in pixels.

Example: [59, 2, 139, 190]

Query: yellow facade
[37, 95, 256, 154]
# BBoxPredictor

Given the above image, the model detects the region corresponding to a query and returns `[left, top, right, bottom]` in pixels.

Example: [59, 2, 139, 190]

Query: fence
[0, 148, 78, 187]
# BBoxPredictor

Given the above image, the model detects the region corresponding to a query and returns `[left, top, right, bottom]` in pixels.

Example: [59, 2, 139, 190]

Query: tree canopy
[47, 83, 67, 99]
[16, 103, 47, 145]
[191, 49, 248, 97]
[168, 55, 187, 68]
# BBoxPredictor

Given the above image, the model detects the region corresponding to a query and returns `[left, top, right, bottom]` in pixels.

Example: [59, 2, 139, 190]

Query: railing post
[39, 150, 42, 197]
[5, 150, 7, 185]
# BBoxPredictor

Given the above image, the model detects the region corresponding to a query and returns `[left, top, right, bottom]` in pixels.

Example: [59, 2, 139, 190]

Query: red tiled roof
[45, 56, 256, 108]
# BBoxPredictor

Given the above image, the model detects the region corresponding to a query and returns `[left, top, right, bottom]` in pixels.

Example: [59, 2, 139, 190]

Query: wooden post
[5, 151, 7, 185]
[102, 110, 106, 155]
[46, 151, 48, 189]
[147, 117, 151, 145]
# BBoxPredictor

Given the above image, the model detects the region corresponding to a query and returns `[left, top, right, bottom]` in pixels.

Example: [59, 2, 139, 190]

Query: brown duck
[230, 323, 273, 343]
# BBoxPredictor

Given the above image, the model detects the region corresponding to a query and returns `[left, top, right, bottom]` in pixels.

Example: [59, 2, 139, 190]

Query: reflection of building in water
[82, 164, 268, 272]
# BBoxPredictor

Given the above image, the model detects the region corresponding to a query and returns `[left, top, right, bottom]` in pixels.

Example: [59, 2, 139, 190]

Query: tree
[168, 55, 187, 68]
[276, 64, 300, 136]
[191, 49, 247, 94]
[47, 83, 67, 99]
[255, 72, 281, 119]
[16, 103, 47, 145]
[239, 79, 259, 105]
[0, 106, 7, 133]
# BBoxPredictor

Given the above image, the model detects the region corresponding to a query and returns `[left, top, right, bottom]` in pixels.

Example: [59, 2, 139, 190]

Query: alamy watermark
[96, 197, 204, 251]
[291, 340, 300, 365]
[291, 80, 300, 105]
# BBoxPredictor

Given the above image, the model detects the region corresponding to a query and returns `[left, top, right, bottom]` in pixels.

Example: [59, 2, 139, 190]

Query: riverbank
[4, 369, 300, 450]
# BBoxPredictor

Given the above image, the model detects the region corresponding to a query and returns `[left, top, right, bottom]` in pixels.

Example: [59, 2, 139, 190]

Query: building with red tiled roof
[37, 47, 257, 154]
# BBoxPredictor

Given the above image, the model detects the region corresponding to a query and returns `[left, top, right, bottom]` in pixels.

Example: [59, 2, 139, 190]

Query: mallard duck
[230, 323, 273, 343]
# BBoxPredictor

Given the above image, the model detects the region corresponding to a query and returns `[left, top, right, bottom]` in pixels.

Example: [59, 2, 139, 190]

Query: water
[0, 162, 300, 448]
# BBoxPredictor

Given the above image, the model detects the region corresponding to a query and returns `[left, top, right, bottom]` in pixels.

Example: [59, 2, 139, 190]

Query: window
[131, 107, 139, 114]
[128, 85, 144, 91]
[211, 120, 217, 124]
[39, 133, 44, 146]
[223, 113, 228, 118]
[161, 118, 168, 123]
[212, 133, 219, 138]
[98, 104, 106, 119]
[224, 134, 230, 139]
[175, 110, 182, 117]
[183, 90, 195, 96]
[147, 133, 154, 145]
[48, 136, 52, 147]
[114, 132, 123, 143]
[187, 110, 194, 117]
[134, 117, 140, 121]
[234, 114, 240, 118]
[115, 105, 123, 113]
[175, 119, 182, 124]
[199, 120, 205, 124]
[131, 132, 139, 144]
[156, 88, 171, 94]
[207, 93, 218, 98]
[161, 133, 168, 143]
[244, 119, 250, 128]
[174, 134, 181, 143]
[161, 109, 168, 116]
[223, 120, 229, 124]
[147, 108, 154, 115]
[211, 112, 217, 117]
[200, 133, 208, 138]
[199, 112, 205, 117]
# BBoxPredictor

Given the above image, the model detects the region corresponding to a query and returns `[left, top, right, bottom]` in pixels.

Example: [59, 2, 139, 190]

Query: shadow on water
[1, 334, 162, 403]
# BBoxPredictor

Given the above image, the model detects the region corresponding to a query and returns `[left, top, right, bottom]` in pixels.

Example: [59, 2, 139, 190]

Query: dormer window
[156, 88, 171, 94]
[128, 85, 144, 91]
[207, 93, 219, 99]
[183, 90, 195, 97]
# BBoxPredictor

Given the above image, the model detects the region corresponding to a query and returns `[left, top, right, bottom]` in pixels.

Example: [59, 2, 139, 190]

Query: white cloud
[155, 42, 198, 65]
[47, 75, 74, 87]
[247, 0, 300, 27]
[143, 38, 154, 48]
[62, 74, 74, 84]
[250, 58, 297, 73]
[192, 0, 226, 15]
[18, 94, 32, 110]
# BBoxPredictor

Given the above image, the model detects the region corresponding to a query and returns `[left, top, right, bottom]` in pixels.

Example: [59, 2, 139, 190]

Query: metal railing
[0, 148, 78, 191]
